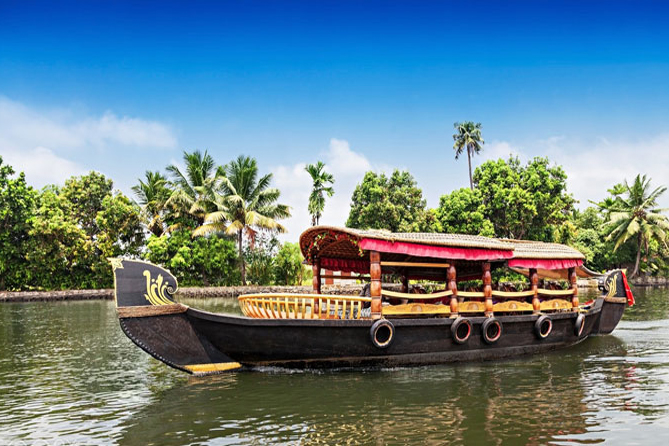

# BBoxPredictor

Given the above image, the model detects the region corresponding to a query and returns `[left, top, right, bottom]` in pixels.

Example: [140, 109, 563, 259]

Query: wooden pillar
[569, 267, 579, 311]
[483, 262, 493, 317]
[530, 268, 540, 314]
[370, 251, 382, 319]
[401, 275, 409, 293]
[312, 258, 321, 294]
[448, 265, 458, 317]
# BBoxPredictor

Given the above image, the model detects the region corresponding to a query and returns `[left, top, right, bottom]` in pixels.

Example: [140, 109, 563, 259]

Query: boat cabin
[238, 226, 591, 320]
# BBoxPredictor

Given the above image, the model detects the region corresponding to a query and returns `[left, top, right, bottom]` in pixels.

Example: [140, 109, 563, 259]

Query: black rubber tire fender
[482, 317, 502, 344]
[370, 319, 395, 349]
[574, 313, 586, 337]
[451, 317, 472, 344]
[534, 315, 552, 340]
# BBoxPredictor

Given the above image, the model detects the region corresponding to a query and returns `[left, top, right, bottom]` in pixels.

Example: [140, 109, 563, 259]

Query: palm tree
[165, 150, 219, 228]
[453, 121, 485, 189]
[132, 171, 171, 236]
[194, 155, 291, 284]
[305, 161, 335, 226]
[602, 174, 669, 277]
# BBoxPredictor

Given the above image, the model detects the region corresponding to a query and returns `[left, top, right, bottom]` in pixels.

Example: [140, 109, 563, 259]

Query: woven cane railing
[238, 293, 372, 320]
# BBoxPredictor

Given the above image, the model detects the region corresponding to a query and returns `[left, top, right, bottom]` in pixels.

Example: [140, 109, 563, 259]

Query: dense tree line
[346, 157, 669, 278]
[2, 146, 668, 291]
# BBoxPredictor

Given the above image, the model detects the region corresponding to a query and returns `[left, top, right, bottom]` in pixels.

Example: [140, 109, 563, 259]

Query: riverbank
[0, 284, 370, 303]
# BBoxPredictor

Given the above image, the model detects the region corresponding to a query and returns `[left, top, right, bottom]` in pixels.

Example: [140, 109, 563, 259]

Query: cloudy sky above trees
[2, 0, 669, 239]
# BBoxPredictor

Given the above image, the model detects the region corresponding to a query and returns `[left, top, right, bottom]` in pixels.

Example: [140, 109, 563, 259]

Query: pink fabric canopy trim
[508, 258, 583, 269]
[320, 257, 370, 274]
[358, 239, 514, 261]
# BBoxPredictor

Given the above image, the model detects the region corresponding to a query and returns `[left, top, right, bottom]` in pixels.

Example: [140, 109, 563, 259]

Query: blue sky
[2, 0, 669, 240]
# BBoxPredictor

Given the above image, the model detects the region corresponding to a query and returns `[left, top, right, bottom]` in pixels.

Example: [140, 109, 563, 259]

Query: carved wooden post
[370, 251, 382, 319]
[569, 267, 579, 311]
[448, 265, 459, 317]
[483, 262, 493, 317]
[530, 268, 540, 314]
[312, 258, 321, 294]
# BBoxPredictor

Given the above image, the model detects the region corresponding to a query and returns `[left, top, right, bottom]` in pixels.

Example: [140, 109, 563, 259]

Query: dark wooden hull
[112, 259, 630, 374]
[119, 298, 620, 372]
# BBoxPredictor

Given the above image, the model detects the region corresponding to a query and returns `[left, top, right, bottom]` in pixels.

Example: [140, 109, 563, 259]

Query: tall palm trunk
[238, 229, 246, 285]
[467, 148, 473, 190]
[632, 232, 643, 278]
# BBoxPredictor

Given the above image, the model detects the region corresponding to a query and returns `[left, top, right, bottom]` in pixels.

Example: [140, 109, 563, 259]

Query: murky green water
[1, 288, 668, 445]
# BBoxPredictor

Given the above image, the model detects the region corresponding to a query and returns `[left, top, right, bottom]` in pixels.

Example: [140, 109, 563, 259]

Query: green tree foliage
[347, 170, 435, 232]
[197, 155, 290, 284]
[435, 188, 494, 236]
[474, 157, 574, 241]
[23, 172, 144, 290]
[0, 157, 36, 290]
[243, 235, 279, 286]
[453, 121, 484, 190]
[305, 161, 334, 226]
[595, 174, 669, 277]
[132, 171, 171, 236]
[166, 150, 219, 228]
[144, 229, 240, 286]
[274, 242, 308, 285]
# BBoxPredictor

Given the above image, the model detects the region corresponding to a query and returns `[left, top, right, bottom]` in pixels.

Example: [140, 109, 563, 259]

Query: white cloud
[0, 96, 178, 187]
[544, 135, 669, 209]
[480, 140, 522, 163]
[3, 147, 87, 187]
[272, 138, 377, 241]
[474, 135, 669, 210]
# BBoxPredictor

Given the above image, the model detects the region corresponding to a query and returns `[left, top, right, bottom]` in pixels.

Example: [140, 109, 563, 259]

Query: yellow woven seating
[458, 301, 486, 313]
[538, 289, 575, 297]
[383, 303, 451, 317]
[238, 293, 371, 320]
[493, 300, 534, 312]
[540, 299, 572, 311]
[491, 290, 535, 299]
[382, 289, 453, 300]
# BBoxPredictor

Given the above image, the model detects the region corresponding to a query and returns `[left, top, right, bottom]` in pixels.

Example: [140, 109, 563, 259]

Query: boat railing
[238, 293, 372, 320]
[239, 287, 577, 320]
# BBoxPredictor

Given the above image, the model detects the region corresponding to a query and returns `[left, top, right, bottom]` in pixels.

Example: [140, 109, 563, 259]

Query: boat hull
[112, 259, 630, 374]
[120, 305, 603, 370]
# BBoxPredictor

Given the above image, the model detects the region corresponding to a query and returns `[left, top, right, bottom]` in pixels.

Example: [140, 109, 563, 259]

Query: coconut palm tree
[165, 150, 219, 229]
[453, 121, 485, 190]
[194, 155, 290, 284]
[305, 161, 335, 226]
[602, 174, 669, 277]
[131, 171, 171, 236]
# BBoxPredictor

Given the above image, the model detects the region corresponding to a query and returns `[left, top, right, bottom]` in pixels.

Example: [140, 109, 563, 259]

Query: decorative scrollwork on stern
[143, 270, 175, 306]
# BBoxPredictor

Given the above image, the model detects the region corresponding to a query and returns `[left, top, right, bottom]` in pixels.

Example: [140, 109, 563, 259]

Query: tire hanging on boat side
[534, 315, 552, 339]
[482, 317, 502, 344]
[451, 317, 472, 344]
[574, 313, 586, 337]
[370, 319, 395, 349]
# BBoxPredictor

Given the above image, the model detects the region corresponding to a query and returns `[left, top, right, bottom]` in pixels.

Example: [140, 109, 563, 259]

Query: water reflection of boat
[111, 226, 635, 374]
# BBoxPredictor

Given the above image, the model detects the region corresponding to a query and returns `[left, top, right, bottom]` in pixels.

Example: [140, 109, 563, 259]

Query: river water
[1, 288, 668, 445]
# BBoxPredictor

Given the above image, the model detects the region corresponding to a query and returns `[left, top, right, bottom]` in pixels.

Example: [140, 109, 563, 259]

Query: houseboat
[112, 226, 634, 375]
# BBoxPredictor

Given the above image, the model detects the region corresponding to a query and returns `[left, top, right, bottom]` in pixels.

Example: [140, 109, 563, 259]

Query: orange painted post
[569, 267, 579, 311]
[448, 265, 459, 317]
[370, 251, 382, 319]
[530, 268, 540, 313]
[483, 262, 493, 317]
